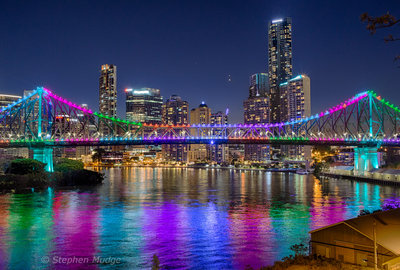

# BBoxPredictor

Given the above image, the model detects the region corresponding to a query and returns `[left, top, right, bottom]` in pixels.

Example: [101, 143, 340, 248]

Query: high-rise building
[0, 93, 27, 158]
[99, 64, 117, 136]
[279, 74, 311, 160]
[162, 95, 189, 126]
[243, 72, 271, 161]
[243, 97, 270, 124]
[125, 88, 163, 124]
[243, 96, 270, 161]
[0, 94, 21, 109]
[249, 73, 268, 98]
[161, 95, 189, 162]
[210, 111, 229, 163]
[268, 17, 292, 123]
[211, 111, 228, 126]
[189, 102, 211, 162]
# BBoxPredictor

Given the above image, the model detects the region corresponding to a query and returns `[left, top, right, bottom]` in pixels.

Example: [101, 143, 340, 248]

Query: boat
[295, 169, 311, 175]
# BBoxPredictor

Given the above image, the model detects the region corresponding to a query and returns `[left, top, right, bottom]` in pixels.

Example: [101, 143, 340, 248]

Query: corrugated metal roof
[311, 208, 400, 255]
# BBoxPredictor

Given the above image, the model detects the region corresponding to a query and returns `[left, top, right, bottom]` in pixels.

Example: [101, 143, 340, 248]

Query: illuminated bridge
[0, 87, 399, 173]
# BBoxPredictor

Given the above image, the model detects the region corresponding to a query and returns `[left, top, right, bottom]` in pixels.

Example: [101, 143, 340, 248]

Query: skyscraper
[243, 73, 270, 161]
[243, 96, 270, 161]
[189, 102, 211, 162]
[268, 18, 292, 123]
[162, 95, 189, 126]
[249, 73, 268, 98]
[279, 74, 311, 160]
[125, 88, 163, 124]
[0, 94, 21, 109]
[99, 64, 117, 136]
[162, 95, 189, 162]
[210, 111, 229, 163]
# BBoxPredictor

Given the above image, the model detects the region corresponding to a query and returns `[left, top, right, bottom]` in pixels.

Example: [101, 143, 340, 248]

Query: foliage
[0, 173, 49, 193]
[52, 169, 103, 186]
[313, 162, 328, 176]
[92, 148, 106, 163]
[289, 243, 308, 256]
[7, 159, 46, 175]
[151, 254, 160, 270]
[54, 158, 84, 173]
[258, 254, 362, 270]
[361, 12, 400, 62]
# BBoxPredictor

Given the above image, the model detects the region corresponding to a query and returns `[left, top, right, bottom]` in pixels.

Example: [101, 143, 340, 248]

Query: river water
[0, 167, 399, 269]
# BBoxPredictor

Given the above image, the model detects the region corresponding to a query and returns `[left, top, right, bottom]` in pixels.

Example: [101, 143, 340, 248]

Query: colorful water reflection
[0, 168, 399, 269]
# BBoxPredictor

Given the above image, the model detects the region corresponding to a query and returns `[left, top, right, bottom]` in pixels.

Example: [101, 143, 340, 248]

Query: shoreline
[320, 172, 400, 186]
[86, 164, 300, 173]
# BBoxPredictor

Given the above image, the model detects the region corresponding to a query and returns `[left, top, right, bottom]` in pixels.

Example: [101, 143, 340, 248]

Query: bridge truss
[0, 88, 399, 148]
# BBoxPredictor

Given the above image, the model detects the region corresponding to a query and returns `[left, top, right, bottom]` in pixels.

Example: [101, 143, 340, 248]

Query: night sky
[1, 0, 399, 122]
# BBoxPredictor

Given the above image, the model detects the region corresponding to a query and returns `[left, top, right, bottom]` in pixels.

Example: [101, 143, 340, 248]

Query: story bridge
[0, 87, 399, 173]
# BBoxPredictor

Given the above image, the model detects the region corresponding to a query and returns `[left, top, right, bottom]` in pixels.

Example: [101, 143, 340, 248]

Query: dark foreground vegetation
[151, 244, 367, 270]
[0, 158, 103, 193]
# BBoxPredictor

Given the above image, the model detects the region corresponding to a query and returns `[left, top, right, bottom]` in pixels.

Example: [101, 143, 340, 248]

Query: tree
[7, 159, 46, 175]
[361, 12, 400, 62]
[92, 148, 106, 163]
[54, 158, 84, 173]
[290, 243, 308, 256]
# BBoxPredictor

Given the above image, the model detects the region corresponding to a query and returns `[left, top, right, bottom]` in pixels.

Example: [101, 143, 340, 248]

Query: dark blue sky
[0, 0, 399, 122]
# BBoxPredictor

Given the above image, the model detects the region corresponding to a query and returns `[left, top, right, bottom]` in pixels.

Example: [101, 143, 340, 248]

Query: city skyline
[0, 1, 399, 123]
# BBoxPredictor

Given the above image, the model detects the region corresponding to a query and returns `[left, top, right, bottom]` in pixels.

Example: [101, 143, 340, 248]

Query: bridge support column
[33, 148, 54, 172]
[354, 147, 379, 176]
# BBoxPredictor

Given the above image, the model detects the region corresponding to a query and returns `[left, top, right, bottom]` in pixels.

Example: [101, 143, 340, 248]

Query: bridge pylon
[353, 146, 379, 176]
[32, 147, 54, 172]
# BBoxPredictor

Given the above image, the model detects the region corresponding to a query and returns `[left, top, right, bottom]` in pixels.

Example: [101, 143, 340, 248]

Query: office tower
[0, 93, 27, 158]
[211, 111, 228, 126]
[99, 64, 117, 136]
[0, 94, 21, 109]
[279, 74, 311, 160]
[243, 72, 271, 161]
[249, 73, 269, 98]
[268, 17, 292, 123]
[162, 95, 189, 126]
[210, 111, 229, 163]
[188, 102, 211, 162]
[243, 97, 270, 124]
[125, 88, 163, 124]
[161, 95, 189, 162]
[243, 96, 270, 161]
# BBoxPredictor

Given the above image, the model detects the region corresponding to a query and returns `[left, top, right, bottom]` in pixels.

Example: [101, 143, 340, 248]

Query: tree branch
[361, 12, 400, 34]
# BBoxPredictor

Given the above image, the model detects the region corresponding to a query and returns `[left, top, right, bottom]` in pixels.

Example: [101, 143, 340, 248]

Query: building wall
[189, 103, 211, 162]
[268, 17, 292, 123]
[249, 73, 268, 98]
[279, 75, 311, 161]
[311, 223, 396, 268]
[210, 111, 229, 163]
[243, 97, 270, 161]
[99, 64, 117, 136]
[125, 88, 163, 124]
[161, 95, 189, 163]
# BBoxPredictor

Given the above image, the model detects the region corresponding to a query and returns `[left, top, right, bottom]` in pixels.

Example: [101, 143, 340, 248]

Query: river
[0, 167, 399, 269]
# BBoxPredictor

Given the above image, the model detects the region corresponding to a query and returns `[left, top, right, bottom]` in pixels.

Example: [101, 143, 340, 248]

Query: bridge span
[0, 87, 398, 174]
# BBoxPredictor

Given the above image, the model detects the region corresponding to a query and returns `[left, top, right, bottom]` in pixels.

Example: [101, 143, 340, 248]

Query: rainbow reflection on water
[0, 168, 399, 269]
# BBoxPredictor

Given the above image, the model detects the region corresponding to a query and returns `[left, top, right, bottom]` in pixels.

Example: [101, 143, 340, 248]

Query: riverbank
[320, 166, 400, 186]
[87, 164, 300, 173]
[320, 171, 400, 186]
[0, 158, 104, 193]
